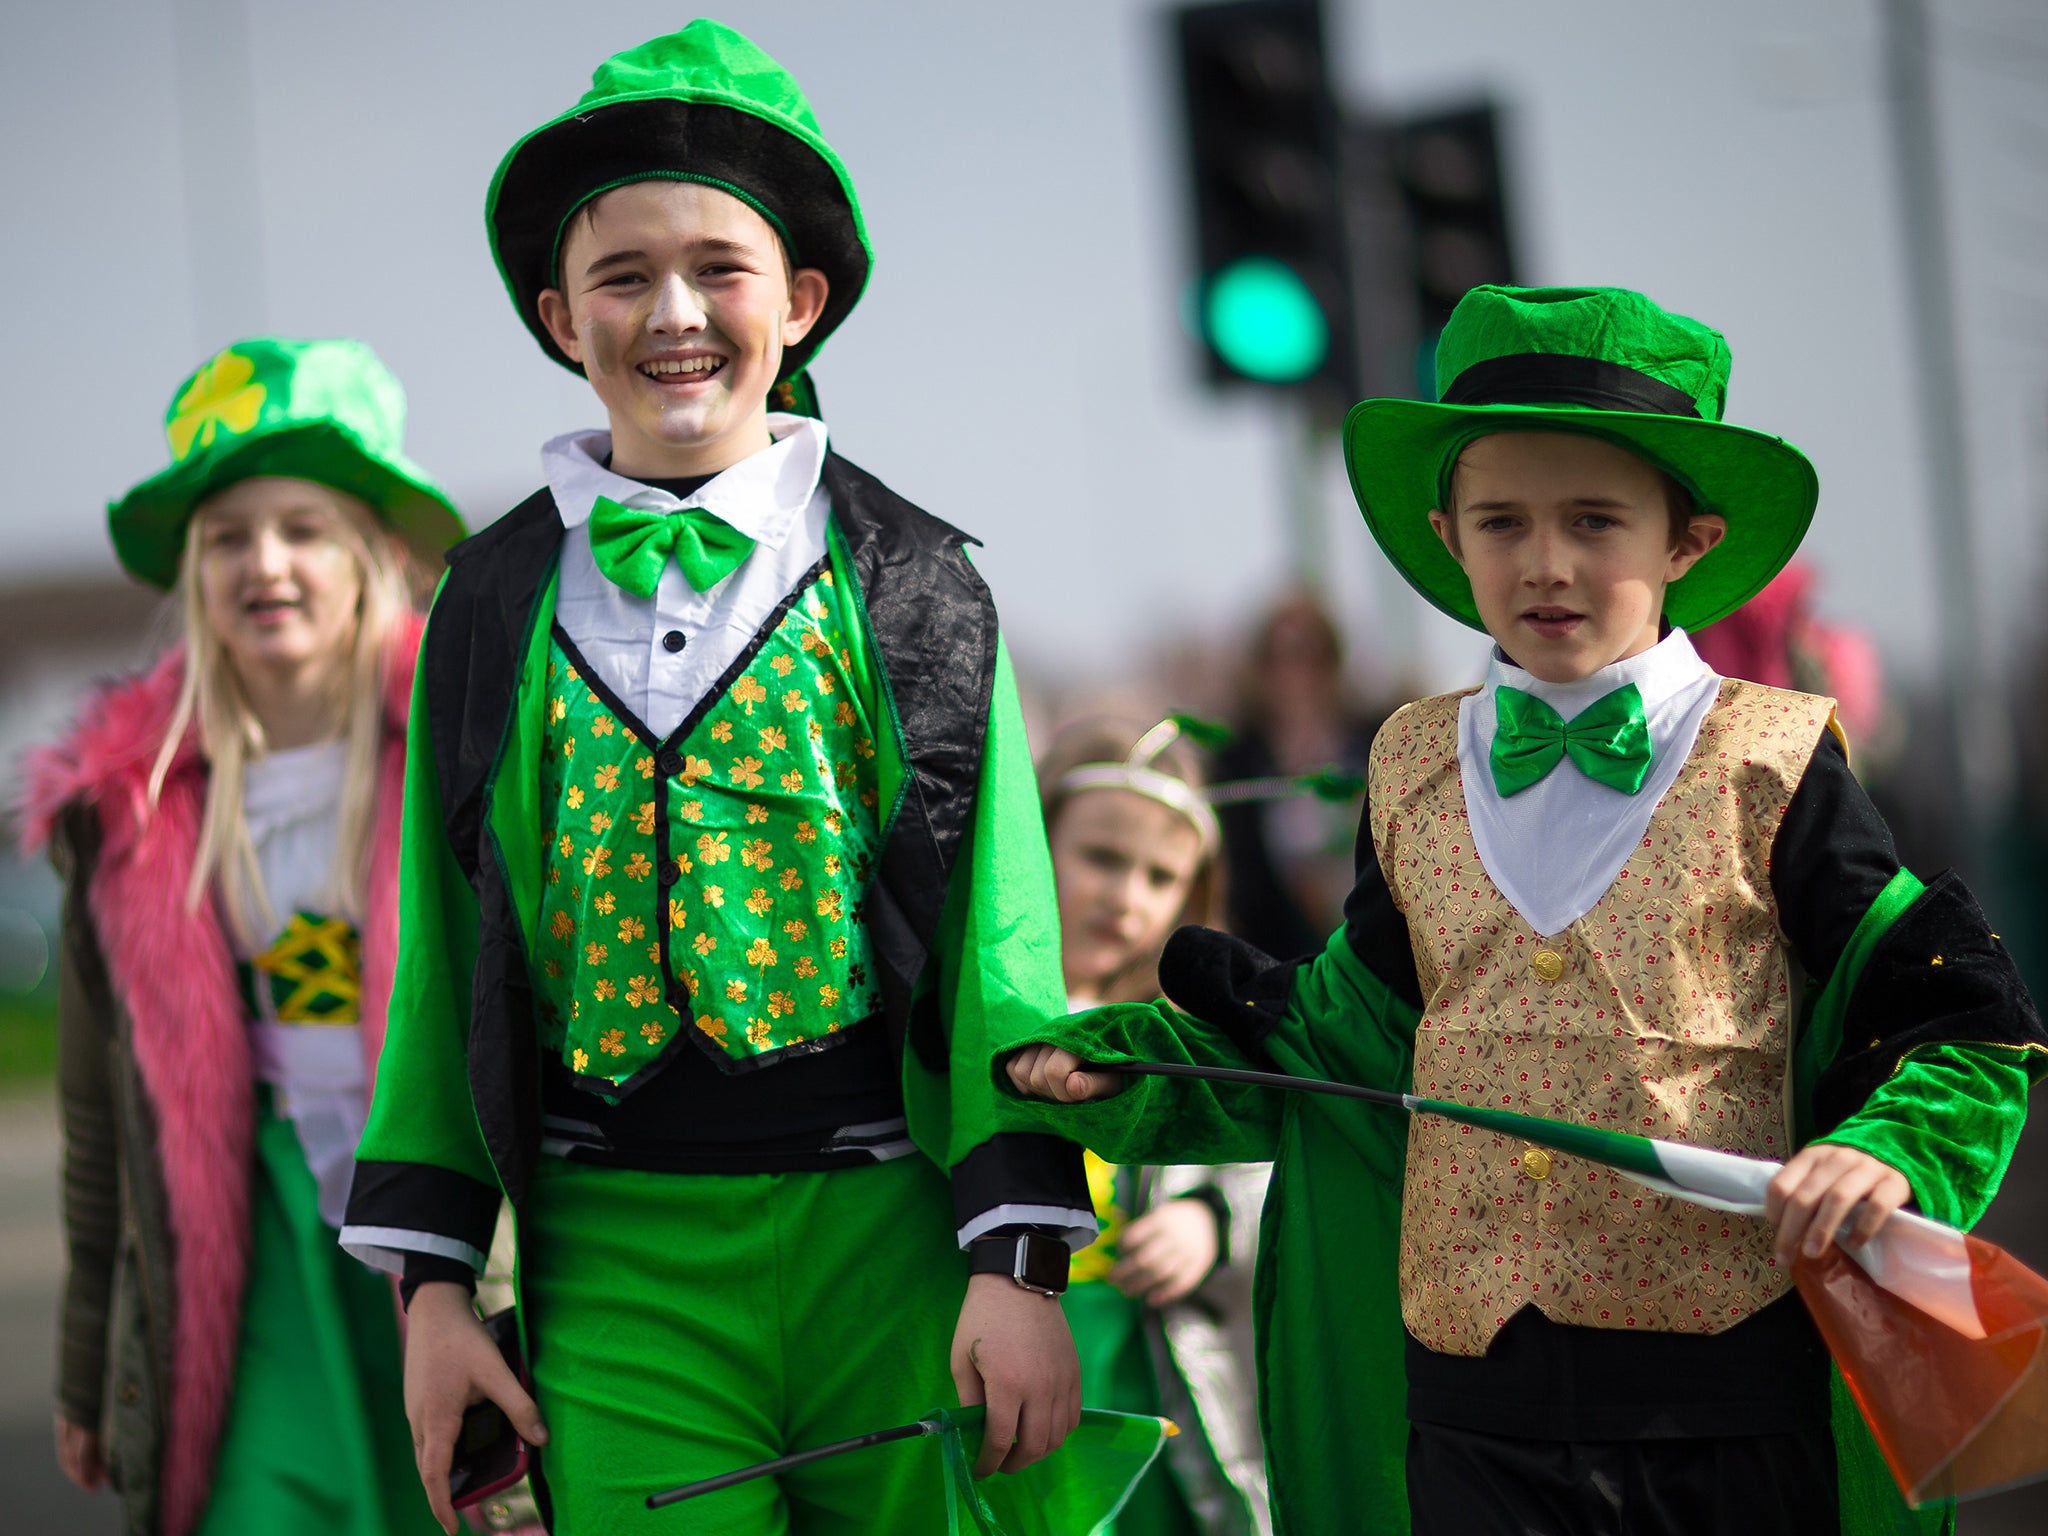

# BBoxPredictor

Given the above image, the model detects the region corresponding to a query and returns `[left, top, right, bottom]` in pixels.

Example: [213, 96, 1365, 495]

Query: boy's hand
[1111, 1197, 1221, 1307]
[403, 1281, 548, 1535]
[950, 1272, 1081, 1479]
[1766, 1143, 1912, 1265]
[1004, 1045, 1124, 1103]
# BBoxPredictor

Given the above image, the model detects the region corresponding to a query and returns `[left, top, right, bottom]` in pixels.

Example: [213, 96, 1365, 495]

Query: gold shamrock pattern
[1372, 680, 1834, 1354]
[533, 565, 884, 1086]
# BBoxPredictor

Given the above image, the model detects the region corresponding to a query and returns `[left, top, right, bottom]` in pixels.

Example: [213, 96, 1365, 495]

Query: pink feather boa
[19, 612, 421, 1536]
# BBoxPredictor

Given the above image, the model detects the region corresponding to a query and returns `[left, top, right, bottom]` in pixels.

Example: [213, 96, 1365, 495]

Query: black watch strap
[968, 1233, 1069, 1296]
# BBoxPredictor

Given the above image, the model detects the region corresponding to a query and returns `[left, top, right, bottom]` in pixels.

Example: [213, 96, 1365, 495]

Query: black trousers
[1406, 1419, 1840, 1536]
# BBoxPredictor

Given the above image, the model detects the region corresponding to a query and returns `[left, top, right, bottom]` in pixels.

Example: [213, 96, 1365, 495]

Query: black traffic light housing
[1173, 0, 1357, 408]
[1388, 102, 1518, 349]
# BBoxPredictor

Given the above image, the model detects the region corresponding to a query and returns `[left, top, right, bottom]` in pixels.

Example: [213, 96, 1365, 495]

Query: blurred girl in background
[1038, 719, 1272, 1536]
[22, 339, 460, 1536]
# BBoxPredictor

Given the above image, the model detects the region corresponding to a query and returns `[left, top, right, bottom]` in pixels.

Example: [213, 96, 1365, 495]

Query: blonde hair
[147, 484, 412, 946]
[1037, 718, 1227, 1005]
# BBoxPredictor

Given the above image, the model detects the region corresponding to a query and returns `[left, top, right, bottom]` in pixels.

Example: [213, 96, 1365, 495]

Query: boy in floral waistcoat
[341, 22, 1092, 1535]
[1002, 285, 2046, 1535]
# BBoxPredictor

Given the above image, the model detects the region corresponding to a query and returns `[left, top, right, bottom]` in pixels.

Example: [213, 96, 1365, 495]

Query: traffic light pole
[1882, 0, 2001, 875]
[1284, 401, 1332, 593]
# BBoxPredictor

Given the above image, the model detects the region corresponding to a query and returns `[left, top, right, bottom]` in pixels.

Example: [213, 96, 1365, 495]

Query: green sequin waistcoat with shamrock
[534, 559, 884, 1091]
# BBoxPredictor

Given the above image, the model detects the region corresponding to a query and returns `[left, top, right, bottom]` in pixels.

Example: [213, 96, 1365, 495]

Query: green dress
[197, 1092, 437, 1535]
[1067, 1153, 1202, 1536]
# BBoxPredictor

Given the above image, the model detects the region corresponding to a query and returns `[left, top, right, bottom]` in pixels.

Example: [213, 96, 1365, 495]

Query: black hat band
[1440, 353, 1702, 418]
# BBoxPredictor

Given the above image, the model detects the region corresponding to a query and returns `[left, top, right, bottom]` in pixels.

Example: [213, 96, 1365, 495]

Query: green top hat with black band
[108, 336, 465, 590]
[486, 20, 871, 397]
[1343, 285, 1819, 632]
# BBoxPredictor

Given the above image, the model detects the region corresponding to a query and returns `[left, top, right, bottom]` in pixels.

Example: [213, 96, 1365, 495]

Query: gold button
[1531, 949, 1564, 982]
[1522, 1148, 1553, 1180]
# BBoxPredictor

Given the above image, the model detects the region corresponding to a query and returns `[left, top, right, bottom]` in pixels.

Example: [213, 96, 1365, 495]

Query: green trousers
[520, 1154, 971, 1535]
[196, 1100, 440, 1536]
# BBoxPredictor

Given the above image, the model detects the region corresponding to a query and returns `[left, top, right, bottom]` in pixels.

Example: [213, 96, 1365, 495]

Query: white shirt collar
[1483, 627, 1710, 725]
[1458, 626, 1724, 936]
[542, 413, 829, 552]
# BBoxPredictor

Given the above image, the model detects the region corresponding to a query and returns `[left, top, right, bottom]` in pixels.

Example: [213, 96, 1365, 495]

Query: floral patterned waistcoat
[1372, 680, 1836, 1354]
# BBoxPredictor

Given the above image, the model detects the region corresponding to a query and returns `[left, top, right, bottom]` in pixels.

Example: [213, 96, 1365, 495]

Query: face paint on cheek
[582, 320, 627, 379]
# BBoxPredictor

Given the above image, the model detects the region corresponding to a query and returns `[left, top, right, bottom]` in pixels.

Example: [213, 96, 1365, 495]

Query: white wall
[3, 0, 2042, 695]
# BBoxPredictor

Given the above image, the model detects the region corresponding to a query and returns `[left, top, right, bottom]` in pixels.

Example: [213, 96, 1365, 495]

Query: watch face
[1016, 1235, 1068, 1294]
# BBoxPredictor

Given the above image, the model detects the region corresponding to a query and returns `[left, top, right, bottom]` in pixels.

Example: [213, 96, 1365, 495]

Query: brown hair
[1036, 719, 1227, 1005]
[565, 186, 797, 291]
[1447, 436, 1698, 547]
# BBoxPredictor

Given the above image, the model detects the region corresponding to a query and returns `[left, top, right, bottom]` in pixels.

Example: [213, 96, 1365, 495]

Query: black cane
[646, 1419, 939, 1508]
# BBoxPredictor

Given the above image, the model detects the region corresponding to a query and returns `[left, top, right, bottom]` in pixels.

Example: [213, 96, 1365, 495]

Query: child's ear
[537, 289, 584, 366]
[1667, 513, 1727, 581]
[782, 268, 830, 346]
[1428, 509, 1464, 566]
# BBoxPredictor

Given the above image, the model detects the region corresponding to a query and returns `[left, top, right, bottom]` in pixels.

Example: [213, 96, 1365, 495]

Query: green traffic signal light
[1203, 256, 1330, 384]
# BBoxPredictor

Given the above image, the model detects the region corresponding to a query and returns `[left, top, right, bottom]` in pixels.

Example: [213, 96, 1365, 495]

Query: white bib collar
[1456, 629, 1722, 937]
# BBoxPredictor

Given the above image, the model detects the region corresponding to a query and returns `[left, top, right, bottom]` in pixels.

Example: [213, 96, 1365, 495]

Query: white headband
[1054, 719, 1221, 853]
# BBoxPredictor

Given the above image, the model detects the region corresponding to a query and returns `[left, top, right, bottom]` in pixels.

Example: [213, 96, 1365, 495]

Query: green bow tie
[1489, 683, 1654, 797]
[587, 495, 756, 597]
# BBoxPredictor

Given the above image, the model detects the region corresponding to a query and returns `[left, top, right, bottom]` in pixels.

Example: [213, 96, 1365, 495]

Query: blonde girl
[23, 338, 461, 1536]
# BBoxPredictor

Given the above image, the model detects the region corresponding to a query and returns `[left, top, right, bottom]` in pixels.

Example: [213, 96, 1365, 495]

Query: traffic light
[1387, 103, 1518, 346]
[1173, 0, 1355, 404]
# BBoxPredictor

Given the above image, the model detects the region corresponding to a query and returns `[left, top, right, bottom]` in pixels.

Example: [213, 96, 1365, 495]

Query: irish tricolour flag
[1118, 1060, 2048, 1507]
[1394, 1089, 2048, 1508]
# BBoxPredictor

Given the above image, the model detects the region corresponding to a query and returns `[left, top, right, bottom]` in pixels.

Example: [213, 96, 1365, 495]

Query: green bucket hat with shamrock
[109, 336, 465, 590]
[1343, 284, 1819, 632]
[486, 19, 872, 407]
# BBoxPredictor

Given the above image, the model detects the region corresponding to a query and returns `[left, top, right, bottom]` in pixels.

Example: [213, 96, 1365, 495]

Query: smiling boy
[1001, 285, 2045, 1535]
[341, 23, 1093, 1536]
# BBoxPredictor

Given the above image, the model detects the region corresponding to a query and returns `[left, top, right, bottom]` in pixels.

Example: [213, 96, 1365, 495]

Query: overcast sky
[3, 0, 2043, 693]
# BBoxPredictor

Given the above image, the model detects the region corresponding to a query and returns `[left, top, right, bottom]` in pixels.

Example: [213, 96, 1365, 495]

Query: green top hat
[108, 337, 465, 590]
[1342, 285, 1819, 632]
[486, 20, 872, 392]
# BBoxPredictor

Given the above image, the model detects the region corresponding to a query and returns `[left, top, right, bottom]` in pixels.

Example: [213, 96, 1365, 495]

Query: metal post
[172, 0, 268, 347]
[1284, 401, 1331, 592]
[1882, 0, 2000, 865]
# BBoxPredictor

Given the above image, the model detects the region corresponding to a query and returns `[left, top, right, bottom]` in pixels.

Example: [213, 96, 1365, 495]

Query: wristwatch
[968, 1233, 1069, 1296]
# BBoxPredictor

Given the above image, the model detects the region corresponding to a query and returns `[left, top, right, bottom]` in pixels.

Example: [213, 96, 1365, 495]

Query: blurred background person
[1039, 718, 1271, 1536]
[1691, 559, 1893, 762]
[1213, 595, 1385, 961]
[19, 339, 459, 1536]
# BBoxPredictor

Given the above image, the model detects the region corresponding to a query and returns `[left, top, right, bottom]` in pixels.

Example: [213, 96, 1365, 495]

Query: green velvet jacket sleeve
[1771, 738, 2045, 1231]
[1815, 1043, 2038, 1230]
[994, 922, 1422, 1172]
[989, 997, 1281, 1168]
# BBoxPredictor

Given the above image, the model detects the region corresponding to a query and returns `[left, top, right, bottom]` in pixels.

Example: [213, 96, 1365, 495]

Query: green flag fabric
[936, 1407, 1173, 1536]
